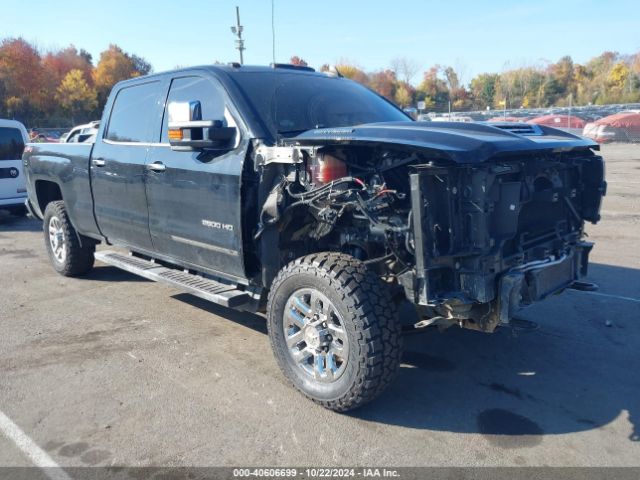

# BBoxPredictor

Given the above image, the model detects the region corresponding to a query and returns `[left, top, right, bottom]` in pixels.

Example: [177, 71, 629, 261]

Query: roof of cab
[0, 119, 28, 129]
[0, 119, 29, 141]
[111, 64, 336, 142]
[116, 64, 328, 88]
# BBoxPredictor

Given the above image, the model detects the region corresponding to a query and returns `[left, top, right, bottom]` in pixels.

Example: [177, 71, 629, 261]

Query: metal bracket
[255, 145, 302, 165]
[498, 272, 525, 325]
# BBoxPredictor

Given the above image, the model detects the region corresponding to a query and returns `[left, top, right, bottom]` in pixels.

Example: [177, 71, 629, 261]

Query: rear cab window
[105, 81, 161, 143]
[0, 127, 25, 160]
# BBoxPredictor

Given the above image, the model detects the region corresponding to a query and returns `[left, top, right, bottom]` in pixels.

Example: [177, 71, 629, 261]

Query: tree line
[0, 38, 151, 127]
[2, 36, 640, 128]
[298, 53, 640, 112]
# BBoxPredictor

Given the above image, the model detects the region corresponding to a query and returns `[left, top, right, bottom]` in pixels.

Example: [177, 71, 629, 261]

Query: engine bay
[253, 141, 606, 332]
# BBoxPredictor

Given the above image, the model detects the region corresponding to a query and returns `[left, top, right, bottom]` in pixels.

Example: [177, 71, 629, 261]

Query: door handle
[146, 162, 166, 172]
[92, 158, 106, 167]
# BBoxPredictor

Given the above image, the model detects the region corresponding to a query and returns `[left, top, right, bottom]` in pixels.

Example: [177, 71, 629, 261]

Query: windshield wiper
[277, 125, 327, 137]
[277, 129, 311, 136]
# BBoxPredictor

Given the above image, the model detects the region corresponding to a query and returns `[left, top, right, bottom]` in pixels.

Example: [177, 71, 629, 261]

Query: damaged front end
[404, 152, 605, 332]
[255, 122, 606, 333]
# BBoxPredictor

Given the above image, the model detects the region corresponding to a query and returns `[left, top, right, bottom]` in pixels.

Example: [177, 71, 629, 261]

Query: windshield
[230, 71, 410, 138]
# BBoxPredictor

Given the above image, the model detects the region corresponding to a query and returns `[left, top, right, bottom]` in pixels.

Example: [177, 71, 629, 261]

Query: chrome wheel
[48, 215, 66, 263]
[283, 288, 349, 383]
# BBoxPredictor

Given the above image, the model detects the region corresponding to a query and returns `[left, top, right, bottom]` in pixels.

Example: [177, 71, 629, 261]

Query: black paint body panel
[289, 121, 599, 163]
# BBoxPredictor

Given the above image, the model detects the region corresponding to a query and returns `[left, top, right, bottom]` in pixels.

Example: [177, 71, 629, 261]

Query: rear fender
[24, 143, 99, 236]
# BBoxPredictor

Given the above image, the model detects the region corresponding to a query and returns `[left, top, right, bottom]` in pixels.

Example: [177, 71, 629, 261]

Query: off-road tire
[267, 252, 402, 412]
[43, 201, 95, 276]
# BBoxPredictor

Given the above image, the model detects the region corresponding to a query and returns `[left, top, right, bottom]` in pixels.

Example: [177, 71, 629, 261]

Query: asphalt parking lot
[0, 144, 639, 470]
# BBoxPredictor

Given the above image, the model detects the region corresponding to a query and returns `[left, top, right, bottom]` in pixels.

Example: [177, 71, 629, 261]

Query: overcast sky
[4, 0, 639, 84]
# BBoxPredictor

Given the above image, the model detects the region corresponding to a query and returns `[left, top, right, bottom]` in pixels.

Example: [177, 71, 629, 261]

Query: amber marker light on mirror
[168, 129, 183, 141]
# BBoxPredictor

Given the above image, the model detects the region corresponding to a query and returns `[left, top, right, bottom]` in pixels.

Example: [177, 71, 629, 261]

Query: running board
[95, 251, 251, 309]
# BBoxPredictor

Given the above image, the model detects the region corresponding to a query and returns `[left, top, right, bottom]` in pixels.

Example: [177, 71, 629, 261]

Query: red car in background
[528, 114, 587, 129]
[583, 112, 640, 143]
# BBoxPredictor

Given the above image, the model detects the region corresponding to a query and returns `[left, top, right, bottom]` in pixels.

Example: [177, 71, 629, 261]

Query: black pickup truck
[23, 64, 606, 411]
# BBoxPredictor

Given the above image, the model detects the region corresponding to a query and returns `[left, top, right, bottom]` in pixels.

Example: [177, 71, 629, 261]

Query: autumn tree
[56, 69, 98, 124]
[394, 82, 414, 108]
[470, 73, 498, 109]
[41, 46, 94, 114]
[390, 57, 420, 84]
[581, 51, 619, 104]
[609, 62, 630, 90]
[491, 67, 545, 108]
[416, 66, 449, 111]
[43, 46, 93, 85]
[290, 56, 308, 66]
[93, 44, 150, 104]
[334, 63, 369, 85]
[443, 66, 460, 92]
[440, 66, 471, 109]
[368, 69, 397, 101]
[0, 38, 47, 121]
[131, 54, 152, 76]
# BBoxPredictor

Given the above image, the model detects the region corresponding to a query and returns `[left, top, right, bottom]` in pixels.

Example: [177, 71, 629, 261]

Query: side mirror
[167, 101, 236, 151]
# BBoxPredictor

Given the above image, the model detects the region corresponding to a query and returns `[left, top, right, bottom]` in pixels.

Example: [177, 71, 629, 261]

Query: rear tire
[43, 201, 95, 276]
[267, 252, 402, 412]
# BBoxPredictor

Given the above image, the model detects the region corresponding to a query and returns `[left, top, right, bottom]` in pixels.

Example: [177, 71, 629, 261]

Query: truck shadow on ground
[172, 263, 639, 445]
[355, 326, 638, 446]
[85, 266, 150, 283]
[0, 212, 42, 232]
[172, 293, 268, 334]
[354, 263, 640, 444]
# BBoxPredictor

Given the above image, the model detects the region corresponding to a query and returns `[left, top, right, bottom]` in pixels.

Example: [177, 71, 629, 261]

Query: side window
[161, 76, 226, 143]
[66, 129, 80, 143]
[105, 81, 160, 143]
[0, 127, 25, 161]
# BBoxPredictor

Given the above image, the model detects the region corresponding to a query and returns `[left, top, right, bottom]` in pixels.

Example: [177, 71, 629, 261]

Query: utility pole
[230, 6, 245, 64]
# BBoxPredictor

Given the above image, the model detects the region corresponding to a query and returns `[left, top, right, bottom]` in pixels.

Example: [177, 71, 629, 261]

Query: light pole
[230, 6, 245, 64]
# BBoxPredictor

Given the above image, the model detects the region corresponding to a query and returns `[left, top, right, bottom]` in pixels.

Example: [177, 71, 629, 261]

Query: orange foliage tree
[0, 38, 151, 127]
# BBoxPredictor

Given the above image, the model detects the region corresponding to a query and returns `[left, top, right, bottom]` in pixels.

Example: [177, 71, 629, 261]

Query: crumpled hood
[286, 121, 599, 163]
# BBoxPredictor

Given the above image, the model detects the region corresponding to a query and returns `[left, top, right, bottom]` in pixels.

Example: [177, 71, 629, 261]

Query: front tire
[267, 252, 402, 412]
[43, 201, 95, 276]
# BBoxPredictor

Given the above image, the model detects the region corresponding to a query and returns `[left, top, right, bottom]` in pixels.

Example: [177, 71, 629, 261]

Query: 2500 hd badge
[202, 219, 234, 231]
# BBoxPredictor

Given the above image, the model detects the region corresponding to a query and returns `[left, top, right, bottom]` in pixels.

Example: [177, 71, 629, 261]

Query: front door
[145, 75, 247, 280]
[91, 80, 163, 250]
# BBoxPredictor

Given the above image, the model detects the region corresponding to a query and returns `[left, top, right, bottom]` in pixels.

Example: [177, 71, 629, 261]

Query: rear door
[0, 126, 27, 204]
[90, 80, 163, 250]
[144, 75, 248, 280]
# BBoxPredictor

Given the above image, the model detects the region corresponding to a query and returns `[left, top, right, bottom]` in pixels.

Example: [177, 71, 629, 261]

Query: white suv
[0, 119, 29, 215]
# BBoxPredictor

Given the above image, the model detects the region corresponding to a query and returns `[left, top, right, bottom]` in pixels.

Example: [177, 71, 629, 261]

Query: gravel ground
[0, 143, 638, 469]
